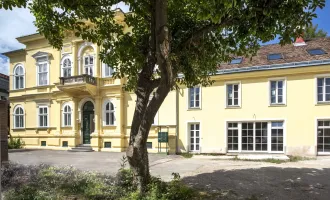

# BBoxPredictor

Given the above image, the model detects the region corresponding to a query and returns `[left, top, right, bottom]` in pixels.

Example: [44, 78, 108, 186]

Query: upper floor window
[267, 53, 283, 61]
[38, 106, 48, 127]
[14, 105, 24, 128]
[84, 55, 94, 76]
[61, 57, 72, 77]
[230, 57, 243, 64]
[188, 87, 201, 109]
[317, 77, 330, 103]
[307, 49, 326, 56]
[270, 79, 286, 105]
[226, 83, 240, 107]
[14, 64, 24, 89]
[62, 104, 72, 127]
[104, 100, 115, 125]
[103, 63, 114, 77]
[38, 62, 48, 86]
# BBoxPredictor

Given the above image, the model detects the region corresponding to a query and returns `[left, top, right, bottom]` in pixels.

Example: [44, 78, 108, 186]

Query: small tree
[1, 0, 326, 194]
[304, 23, 328, 40]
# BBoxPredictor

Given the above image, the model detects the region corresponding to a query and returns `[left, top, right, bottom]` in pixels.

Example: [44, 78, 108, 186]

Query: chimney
[293, 37, 306, 46]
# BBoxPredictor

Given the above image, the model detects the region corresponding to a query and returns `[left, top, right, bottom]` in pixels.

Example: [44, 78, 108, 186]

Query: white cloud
[0, 55, 9, 75]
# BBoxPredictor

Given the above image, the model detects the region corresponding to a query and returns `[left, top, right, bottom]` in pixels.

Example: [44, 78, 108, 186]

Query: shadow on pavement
[182, 167, 330, 200]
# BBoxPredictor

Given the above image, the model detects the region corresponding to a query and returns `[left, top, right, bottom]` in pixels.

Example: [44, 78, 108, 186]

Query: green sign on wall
[158, 132, 168, 143]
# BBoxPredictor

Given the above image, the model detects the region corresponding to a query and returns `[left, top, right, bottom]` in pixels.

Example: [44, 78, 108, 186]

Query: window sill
[10, 88, 25, 92]
[61, 126, 72, 128]
[33, 85, 50, 89]
[269, 104, 286, 107]
[103, 125, 116, 127]
[225, 106, 241, 109]
[12, 128, 25, 130]
[187, 107, 201, 111]
[316, 102, 330, 105]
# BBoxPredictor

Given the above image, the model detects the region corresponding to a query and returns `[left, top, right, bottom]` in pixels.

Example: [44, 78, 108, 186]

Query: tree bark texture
[126, 0, 173, 194]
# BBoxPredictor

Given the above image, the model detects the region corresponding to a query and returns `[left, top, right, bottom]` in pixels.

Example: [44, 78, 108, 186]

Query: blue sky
[0, 1, 329, 75]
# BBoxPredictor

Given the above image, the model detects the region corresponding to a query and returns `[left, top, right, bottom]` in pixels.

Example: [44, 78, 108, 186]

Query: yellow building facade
[4, 31, 330, 156]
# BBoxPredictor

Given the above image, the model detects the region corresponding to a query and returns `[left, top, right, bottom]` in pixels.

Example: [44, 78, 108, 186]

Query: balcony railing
[59, 74, 97, 86]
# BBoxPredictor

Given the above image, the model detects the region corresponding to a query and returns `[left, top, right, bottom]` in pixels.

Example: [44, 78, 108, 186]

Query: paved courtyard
[8, 150, 330, 200]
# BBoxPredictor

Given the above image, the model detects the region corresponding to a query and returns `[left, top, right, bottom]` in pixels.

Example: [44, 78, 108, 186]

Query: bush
[180, 153, 193, 158]
[1, 163, 198, 200]
[8, 136, 24, 149]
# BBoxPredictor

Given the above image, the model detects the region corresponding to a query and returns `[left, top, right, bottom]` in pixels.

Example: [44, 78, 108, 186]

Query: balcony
[57, 74, 97, 96]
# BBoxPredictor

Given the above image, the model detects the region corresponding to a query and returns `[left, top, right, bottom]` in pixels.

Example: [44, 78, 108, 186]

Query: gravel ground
[8, 150, 330, 200]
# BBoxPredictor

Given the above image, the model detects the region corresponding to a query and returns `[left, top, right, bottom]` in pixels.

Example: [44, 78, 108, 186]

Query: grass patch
[231, 155, 315, 164]
[180, 153, 193, 158]
[2, 160, 223, 200]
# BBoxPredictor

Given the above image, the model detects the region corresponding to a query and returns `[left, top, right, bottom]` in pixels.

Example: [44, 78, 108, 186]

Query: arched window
[14, 65, 24, 89]
[62, 104, 72, 126]
[104, 101, 115, 125]
[14, 106, 24, 128]
[61, 58, 72, 77]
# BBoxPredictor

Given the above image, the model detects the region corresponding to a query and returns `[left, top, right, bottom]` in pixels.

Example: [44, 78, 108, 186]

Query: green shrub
[8, 136, 24, 149]
[180, 153, 193, 158]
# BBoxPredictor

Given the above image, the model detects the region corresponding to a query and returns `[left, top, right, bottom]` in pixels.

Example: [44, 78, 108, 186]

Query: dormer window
[307, 49, 326, 56]
[230, 57, 243, 64]
[268, 53, 283, 61]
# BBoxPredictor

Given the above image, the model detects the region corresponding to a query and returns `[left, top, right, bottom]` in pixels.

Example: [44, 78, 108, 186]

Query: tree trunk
[126, 0, 171, 194]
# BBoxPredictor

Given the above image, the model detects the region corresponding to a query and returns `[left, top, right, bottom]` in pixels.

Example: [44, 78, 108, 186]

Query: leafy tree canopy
[1, 0, 326, 90]
[303, 23, 328, 40]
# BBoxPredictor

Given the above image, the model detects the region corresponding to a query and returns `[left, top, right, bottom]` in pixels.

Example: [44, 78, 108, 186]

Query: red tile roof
[219, 37, 330, 70]
[0, 73, 9, 80]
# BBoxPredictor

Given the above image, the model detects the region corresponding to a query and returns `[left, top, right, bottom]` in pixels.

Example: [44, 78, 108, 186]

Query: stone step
[68, 145, 94, 152]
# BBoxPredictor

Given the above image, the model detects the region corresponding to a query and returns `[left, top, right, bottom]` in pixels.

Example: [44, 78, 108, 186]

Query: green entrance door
[82, 101, 94, 144]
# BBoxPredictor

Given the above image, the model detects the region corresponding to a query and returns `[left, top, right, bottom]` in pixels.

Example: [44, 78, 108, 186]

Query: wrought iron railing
[59, 74, 97, 86]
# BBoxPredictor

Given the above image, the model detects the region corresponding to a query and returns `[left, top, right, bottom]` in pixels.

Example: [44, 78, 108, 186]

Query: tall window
[103, 63, 114, 77]
[84, 55, 94, 76]
[189, 123, 200, 151]
[104, 101, 115, 125]
[226, 83, 240, 107]
[188, 87, 200, 108]
[62, 104, 72, 127]
[317, 120, 330, 154]
[62, 58, 72, 77]
[227, 123, 238, 151]
[14, 65, 24, 89]
[38, 62, 48, 86]
[14, 106, 24, 128]
[38, 106, 48, 127]
[317, 77, 330, 103]
[271, 122, 284, 152]
[270, 80, 285, 104]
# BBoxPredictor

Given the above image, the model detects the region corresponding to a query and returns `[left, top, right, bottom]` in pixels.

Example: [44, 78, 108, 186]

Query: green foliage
[2, 164, 199, 200]
[8, 136, 24, 149]
[0, 0, 325, 90]
[303, 24, 328, 40]
[180, 153, 193, 158]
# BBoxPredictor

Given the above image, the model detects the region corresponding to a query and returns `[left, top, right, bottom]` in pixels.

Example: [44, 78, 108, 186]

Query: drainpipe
[175, 89, 179, 154]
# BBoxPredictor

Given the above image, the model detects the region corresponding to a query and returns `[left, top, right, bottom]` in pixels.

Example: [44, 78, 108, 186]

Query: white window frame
[187, 122, 201, 153]
[187, 86, 201, 109]
[61, 55, 73, 77]
[103, 99, 116, 126]
[102, 63, 115, 77]
[225, 81, 241, 108]
[13, 64, 25, 90]
[315, 75, 330, 104]
[37, 106, 49, 128]
[315, 118, 330, 155]
[225, 119, 285, 154]
[13, 105, 24, 129]
[83, 55, 94, 76]
[62, 103, 72, 127]
[37, 61, 49, 86]
[269, 78, 286, 105]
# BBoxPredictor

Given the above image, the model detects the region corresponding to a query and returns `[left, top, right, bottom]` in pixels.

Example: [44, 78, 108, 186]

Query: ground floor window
[189, 123, 200, 152]
[227, 121, 284, 153]
[317, 120, 330, 154]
